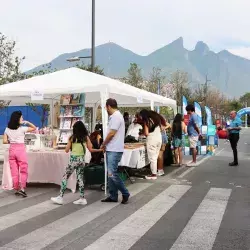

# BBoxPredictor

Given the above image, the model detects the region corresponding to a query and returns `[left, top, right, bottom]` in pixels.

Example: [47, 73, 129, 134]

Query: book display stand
[57, 93, 85, 148]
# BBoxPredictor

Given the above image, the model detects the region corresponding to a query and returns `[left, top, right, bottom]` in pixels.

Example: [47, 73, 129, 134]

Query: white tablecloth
[1, 146, 148, 191]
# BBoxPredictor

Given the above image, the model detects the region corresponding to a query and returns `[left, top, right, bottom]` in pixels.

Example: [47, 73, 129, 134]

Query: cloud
[1, 0, 250, 70]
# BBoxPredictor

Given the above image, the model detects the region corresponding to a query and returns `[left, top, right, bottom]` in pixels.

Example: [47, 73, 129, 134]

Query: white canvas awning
[0, 67, 176, 109]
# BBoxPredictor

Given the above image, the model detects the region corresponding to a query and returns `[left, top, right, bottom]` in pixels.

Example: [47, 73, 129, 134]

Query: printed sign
[31, 90, 44, 101]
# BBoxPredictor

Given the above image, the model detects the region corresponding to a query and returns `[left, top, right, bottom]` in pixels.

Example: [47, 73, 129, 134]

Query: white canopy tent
[0, 67, 176, 194]
[0, 67, 176, 131]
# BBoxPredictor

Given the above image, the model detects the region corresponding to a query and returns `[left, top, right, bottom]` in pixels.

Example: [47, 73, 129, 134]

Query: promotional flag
[194, 102, 202, 127]
[182, 96, 187, 115]
[205, 106, 212, 125]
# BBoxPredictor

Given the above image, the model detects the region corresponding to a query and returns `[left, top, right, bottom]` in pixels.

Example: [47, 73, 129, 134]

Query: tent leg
[92, 104, 98, 132]
[150, 101, 154, 111]
[100, 90, 109, 195]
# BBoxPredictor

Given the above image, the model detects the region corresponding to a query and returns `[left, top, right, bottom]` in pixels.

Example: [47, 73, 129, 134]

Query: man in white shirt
[101, 98, 130, 204]
[126, 114, 142, 141]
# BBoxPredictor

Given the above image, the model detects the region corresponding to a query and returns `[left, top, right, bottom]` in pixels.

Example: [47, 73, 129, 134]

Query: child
[51, 121, 103, 205]
[3, 111, 37, 197]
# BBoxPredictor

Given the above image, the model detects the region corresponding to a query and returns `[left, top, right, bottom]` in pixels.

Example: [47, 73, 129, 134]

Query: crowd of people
[4, 99, 240, 205]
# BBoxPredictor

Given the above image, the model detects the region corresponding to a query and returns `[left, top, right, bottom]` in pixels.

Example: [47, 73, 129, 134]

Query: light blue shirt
[229, 117, 242, 134]
[187, 113, 199, 137]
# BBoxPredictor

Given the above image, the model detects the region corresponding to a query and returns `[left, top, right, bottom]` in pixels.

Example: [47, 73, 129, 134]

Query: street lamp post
[67, 0, 95, 72]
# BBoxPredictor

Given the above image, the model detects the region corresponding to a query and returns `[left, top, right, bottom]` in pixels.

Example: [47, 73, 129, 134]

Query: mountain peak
[195, 41, 210, 55]
[169, 37, 184, 48]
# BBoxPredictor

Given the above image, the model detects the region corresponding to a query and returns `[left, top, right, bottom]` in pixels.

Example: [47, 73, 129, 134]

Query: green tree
[146, 67, 166, 94]
[76, 64, 104, 75]
[124, 63, 143, 89]
[239, 92, 250, 106]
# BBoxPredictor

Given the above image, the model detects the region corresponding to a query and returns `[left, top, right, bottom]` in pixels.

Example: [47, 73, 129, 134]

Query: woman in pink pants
[3, 111, 36, 197]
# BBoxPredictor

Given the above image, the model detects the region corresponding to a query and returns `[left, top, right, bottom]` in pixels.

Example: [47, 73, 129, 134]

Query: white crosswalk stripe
[0, 183, 234, 250]
[84, 185, 191, 250]
[170, 188, 231, 250]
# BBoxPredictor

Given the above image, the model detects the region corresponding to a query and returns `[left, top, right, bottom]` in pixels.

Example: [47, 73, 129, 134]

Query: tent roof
[0, 67, 176, 109]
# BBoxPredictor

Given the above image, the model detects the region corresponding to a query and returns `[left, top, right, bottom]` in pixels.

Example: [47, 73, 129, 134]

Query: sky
[2, 0, 250, 71]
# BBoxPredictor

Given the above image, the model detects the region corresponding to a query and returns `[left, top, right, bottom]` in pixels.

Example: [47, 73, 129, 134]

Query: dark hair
[70, 121, 88, 146]
[173, 113, 183, 138]
[139, 109, 161, 131]
[106, 98, 118, 109]
[123, 112, 129, 118]
[186, 104, 195, 112]
[159, 114, 167, 127]
[8, 111, 22, 130]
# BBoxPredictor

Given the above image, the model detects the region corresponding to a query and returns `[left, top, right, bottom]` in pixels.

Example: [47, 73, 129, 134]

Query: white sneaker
[51, 196, 63, 205]
[73, 198, 87, 205]
[145, 175, 157, 180]
[157, 170, 165, 176]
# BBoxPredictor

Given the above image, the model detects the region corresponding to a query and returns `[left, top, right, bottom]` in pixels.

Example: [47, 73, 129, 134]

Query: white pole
[150, 101, 154, 111]
[100, 89, 109, 195]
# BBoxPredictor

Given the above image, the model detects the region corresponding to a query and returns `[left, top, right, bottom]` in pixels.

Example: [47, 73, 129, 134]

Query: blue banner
[205, 106, 212, 125]
[182, 96, 187, 115]
[194, 102, 202, 127]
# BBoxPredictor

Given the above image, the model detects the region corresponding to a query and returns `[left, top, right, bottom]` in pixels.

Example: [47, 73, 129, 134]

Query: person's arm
[182, 121, 187, 134]
[193, 116, 200, 135]
[65, 138, 72, 153]
[143, 123, 149, 136]
[23, 121, 37, 132]
[3, 133, 8, 144]
[87, 137, 103, 152]
[96, 134, 102, 148]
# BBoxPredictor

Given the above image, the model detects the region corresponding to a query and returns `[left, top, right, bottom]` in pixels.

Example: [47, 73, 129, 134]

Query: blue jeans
[106, 151, 130, 201]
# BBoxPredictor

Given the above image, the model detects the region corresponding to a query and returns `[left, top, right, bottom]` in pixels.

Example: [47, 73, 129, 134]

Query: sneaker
[157, 170, 165, 176]
[229, 162, 238, 166]
[73, 198, 87, 205]
[101, 197, 118, 203]
[121, 194, 130, 204]
[51, 196, 63, 205]
[145, 175, 157, 180]
[17, 190, 27, 198]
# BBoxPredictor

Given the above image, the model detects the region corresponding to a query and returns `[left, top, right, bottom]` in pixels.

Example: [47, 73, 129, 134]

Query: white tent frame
[0, 67, 177, 194]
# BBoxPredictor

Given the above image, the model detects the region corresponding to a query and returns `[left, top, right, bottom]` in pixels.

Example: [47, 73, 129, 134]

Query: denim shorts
[173, 137, 183, 148]
[161, 131, 168, 145]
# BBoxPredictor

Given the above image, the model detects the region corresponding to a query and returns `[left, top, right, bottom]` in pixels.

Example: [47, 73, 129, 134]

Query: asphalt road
[0, 129, 250, 250]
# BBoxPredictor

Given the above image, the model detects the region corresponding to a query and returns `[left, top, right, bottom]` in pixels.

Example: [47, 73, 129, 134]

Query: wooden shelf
[60, 103, 84, 106]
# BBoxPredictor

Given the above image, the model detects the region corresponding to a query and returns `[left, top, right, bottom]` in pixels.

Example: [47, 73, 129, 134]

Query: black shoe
[121, 194, 130, 204]
[101, 197, 118, 203]
[229, 162, 238, 166]
[17, 190, 27, 198]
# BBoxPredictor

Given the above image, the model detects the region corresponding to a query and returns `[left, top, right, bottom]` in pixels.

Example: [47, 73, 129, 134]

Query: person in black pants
[227, 111, 242, 166]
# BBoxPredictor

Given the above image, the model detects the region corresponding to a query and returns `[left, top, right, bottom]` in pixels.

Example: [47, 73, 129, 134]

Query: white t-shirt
[126, 123, 142, 140]
[106, 110, 125, 152]
[4, 127, 29, 144]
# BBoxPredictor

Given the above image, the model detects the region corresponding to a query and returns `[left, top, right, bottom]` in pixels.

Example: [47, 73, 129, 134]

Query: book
[71, 94, 81, 104]
[64, 106, 73, 116]
[62, 118, 72, 129]
[59, 131, 72, 143]
[72, 105, 82, 116]
[60, 95, 71, 105]
[60, 106, 65, 116]
[71, 118, 81, 128]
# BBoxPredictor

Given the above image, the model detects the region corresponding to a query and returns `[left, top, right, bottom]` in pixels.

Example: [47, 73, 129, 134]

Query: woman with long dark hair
[172, 113, 187, 166]
[51, 121, 103, 205]
[157, 115, 171, 176]
[139, 109, 162, 180]
[3, 111, 36, 197]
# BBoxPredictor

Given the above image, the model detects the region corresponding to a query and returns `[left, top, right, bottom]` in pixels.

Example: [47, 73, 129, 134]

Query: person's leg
[9, 145, 19, 191]
[157, 144, 165, 171]
[147, 143, 158, 176]
[178, 147, 183, 165]
[174, 148, 179, 164]
[59, 157, 76, 197]
[16, 146, 28, 191]
[102, 152, 130, 203]
[230, 134, 239, 165]
[189, 137, 197, 163]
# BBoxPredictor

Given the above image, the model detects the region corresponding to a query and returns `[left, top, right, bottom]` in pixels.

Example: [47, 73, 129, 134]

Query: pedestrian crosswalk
[0, 181, 239, 250]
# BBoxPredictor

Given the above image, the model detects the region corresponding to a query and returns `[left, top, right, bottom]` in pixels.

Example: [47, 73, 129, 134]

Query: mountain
[27, 37, 250, 97]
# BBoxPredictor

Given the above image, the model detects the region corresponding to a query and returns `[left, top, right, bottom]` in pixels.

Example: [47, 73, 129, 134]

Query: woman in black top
[172, 114, 187, 166]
